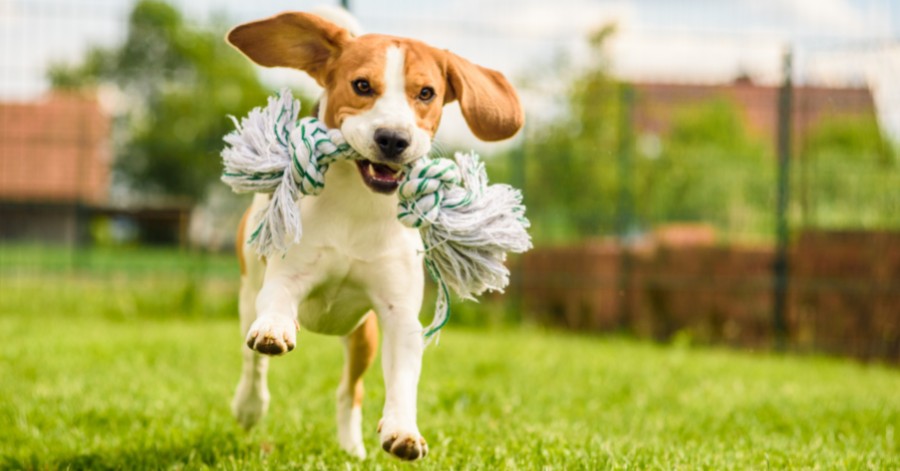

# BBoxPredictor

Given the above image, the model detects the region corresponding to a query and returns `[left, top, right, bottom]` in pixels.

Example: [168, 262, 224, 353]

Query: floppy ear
[444, 52, 524, 141]
[226, 12, 351, 85]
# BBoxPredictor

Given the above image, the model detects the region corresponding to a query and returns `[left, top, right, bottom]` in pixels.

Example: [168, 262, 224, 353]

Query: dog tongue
[371, 162, 399, 179]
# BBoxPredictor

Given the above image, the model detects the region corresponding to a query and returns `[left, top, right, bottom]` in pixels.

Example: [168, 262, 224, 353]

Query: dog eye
[417, 86, 435, 102]
[352, 79, 373, 96]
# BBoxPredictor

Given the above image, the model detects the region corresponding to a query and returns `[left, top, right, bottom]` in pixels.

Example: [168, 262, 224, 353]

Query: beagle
[226, 11, 523, 461]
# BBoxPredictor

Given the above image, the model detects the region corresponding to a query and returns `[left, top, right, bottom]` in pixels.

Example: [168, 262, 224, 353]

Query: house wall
[0, 92, 110, 204]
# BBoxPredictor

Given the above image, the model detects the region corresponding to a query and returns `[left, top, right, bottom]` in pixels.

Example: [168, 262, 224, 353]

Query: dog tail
[311, 5, 363, 37]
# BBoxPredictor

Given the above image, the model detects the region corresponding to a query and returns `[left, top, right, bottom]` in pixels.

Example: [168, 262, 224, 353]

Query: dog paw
[338, 404, 366, 459]
[245, 316, 299, 355]
[378, 418, 428, 461]
[231, 381, 269, 430]
[339, 438, 367, 460]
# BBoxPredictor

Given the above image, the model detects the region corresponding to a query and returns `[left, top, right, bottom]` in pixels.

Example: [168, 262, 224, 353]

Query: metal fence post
[616, 84, 635, 329]
[506, 128, 527, 323]
[773, 48, 793, 350]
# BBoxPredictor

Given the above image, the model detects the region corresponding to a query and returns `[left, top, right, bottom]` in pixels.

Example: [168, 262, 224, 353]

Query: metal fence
[1, 0, 898, 361]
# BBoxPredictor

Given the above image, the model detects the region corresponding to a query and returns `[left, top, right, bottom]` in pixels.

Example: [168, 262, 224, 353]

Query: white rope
[221, 89, 532, 341]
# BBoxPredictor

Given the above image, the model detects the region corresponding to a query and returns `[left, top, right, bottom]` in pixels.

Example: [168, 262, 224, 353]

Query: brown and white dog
[226, 10, 523, 461]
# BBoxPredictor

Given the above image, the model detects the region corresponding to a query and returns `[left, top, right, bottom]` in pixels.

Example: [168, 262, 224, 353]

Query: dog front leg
[246, 267, 307, 355]
[232, 274, 271, 429]
[376, 301, 429, 461]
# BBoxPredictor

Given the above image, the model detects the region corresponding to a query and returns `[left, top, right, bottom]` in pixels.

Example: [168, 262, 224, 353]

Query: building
[632, 79, 878, 148]
[0, 92, 190, 245]
[0, 92, 110, 244]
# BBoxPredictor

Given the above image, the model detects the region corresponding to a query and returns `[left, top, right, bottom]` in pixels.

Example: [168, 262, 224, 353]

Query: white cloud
[498, 1, 636, 38]
[610, 31, 785, 84]
[743, 0, 869, 38]
[3, 0, 898, 143]
[0, 0, 15, 18]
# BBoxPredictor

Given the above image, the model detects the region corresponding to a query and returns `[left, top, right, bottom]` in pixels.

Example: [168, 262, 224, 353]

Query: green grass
[0, 244, 238, 277]
[1, 319, 899, 469]
[1, 246, 899, 469]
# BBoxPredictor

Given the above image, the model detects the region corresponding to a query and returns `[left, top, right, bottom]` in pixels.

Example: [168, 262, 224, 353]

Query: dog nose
[374, 128, 410, 160]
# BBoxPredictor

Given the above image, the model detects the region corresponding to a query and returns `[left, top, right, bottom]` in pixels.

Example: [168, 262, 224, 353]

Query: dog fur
[226, 10, 523, 461]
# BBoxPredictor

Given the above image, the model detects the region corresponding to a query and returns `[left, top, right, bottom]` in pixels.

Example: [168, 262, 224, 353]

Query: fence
[509, 43, 899, 363]
[519, 229, 900, 363]
[1, 1, 898, 364]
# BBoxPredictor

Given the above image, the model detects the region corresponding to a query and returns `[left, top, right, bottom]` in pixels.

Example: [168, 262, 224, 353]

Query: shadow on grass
[2, 430, 264, 470]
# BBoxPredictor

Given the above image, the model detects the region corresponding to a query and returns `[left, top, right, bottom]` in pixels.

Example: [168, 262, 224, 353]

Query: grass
[1, 245, 899, 469]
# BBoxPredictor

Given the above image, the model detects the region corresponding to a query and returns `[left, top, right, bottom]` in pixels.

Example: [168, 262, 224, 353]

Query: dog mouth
[355, 159, 405, 194]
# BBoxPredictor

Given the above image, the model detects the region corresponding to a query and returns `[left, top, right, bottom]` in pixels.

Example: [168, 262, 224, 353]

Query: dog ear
[443, 52, 524, 141]
[227, 12, 351, 85]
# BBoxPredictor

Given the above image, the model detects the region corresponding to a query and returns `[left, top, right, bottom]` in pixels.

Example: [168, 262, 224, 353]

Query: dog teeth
[367, 163, 377, 178]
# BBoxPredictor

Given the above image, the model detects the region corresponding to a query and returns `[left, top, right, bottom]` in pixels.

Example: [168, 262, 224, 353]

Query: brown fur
[236, 207, 251, 275]
[345, 312, 379, 406]
[443, 51, 524, 141]
[227, 13, 351, 84]
[227, 12, 524, 142]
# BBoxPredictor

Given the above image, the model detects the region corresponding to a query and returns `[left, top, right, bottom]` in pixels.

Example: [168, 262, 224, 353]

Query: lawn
[1, 246, 899, 469]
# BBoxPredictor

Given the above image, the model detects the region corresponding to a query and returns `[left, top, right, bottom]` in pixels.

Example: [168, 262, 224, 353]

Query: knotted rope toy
[221, 89, 531, 342]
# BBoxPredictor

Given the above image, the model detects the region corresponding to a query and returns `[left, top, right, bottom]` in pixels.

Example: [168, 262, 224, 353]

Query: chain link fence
[1, 0, 898, 360]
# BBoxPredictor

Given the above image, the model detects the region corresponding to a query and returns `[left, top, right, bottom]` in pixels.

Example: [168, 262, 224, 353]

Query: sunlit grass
[1, 246, 898, 468]
[0, 315, 898, 469]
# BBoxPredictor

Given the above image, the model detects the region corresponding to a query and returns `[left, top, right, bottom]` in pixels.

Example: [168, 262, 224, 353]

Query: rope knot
[397, 158, 463, 228]
[288, 120, 352, 196]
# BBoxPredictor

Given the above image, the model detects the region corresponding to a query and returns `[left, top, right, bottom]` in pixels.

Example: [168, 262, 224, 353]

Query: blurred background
[1, 0, 898, 362]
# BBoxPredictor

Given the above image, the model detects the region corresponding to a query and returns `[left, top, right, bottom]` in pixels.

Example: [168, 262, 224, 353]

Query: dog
[226, 10, 523, 461]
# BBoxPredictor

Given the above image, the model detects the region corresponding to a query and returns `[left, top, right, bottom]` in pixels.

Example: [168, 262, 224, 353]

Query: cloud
[742, 0, 869, 38]
[3, 0, 896, 142]
[0, 0, 15, 17]
[610, 31, 785, 84]
[496, 1, 636, 38]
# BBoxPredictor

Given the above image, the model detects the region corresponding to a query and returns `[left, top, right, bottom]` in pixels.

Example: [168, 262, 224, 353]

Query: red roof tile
[0, 92, 110, 203]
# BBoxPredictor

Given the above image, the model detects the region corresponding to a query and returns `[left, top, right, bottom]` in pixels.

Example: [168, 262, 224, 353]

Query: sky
[3, 0, 900, 145]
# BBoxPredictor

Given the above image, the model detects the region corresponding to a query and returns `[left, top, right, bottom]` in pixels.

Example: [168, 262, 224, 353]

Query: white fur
[337, 352, 367, 458]
[231, 248, 269, 429]
[233, 46, 428, 459]
[310, 5, 363, 37]
[342, 46, 432, 164]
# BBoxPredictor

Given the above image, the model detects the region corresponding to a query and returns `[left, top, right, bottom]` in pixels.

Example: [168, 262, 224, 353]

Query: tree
[50, 0, 278, 202]
[491, 24, 775, 243]
[633, 99, 772, 238]
[489, 25, 623, 243]
[800, 114, 899, 229]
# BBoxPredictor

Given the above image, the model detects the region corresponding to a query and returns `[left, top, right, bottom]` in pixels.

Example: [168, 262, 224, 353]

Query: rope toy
[221, 89, 531, 342]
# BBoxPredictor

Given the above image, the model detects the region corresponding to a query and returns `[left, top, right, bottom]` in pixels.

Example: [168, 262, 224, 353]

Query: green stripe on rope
[423, 258, 451, 339]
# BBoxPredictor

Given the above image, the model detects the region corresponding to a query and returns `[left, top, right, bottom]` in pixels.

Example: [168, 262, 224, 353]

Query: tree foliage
[800, 114, 899, 229]
[490, 25, 623, 243]
[493, 24, 773, 243]
[49, 0, 276, 202]
[633, 99, 773, 238]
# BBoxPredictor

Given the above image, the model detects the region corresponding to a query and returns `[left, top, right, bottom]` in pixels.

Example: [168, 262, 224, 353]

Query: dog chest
[296, 275, 372, 336]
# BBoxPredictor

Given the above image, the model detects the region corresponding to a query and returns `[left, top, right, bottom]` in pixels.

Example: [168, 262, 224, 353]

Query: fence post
[616, 84, 635, 329]
[506, 128, 527, 323]
[773, 48, 793, 350]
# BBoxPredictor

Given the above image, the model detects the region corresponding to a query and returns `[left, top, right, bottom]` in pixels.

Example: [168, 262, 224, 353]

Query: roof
[0, 92, 110, 204]
[631, 81, 877, 146]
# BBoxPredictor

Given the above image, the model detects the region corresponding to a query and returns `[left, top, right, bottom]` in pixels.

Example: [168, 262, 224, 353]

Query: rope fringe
[221, 89, 532, 342]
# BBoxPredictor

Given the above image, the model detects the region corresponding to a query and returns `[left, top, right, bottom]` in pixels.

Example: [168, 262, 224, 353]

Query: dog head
[227, 12, 524, 194]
